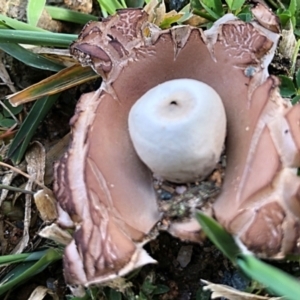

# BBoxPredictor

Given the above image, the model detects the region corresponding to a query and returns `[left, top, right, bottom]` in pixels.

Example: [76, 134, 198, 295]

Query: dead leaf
[39, 223, 72, 246]
[25, 141, 46, 185]
[12, 141, 45, 254]
[0, 170, 14, 206]
[34, 189, 58, 222]
[45, 133, 70, 185]
[28, 286, 59, 300]
[278, 24, 296, 60]
[202, 280, 283, 300]
[28, 46, 76, 68]
[144, 0, 166, 25]
[0, 161, 26, 205]
[160, 10, 184, 29]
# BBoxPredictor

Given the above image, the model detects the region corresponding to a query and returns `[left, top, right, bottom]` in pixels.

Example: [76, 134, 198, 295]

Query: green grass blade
[24, 250, 50, 261]
[0, 43, 64, 72]
[8, 64, 99, 106]
[0, 30, 77, 47]
[108, 289, 122, 299]
[0, 248, 62, 296]
[97, 0, 125, 15]
[238, 254, 300, 300]
[279, 75, 297, 97]
[196, 211, 240, 263]
[292, 95, 300, 105]
[296, 69, 300, 89]
[192, 8, 216, 21]
[68, 288, 99, 300]
[0, 250, 47, 266]
[45, 5, 98, 24]
[290, 39, 300, 75]
[126, 0, 145, 7]
[0, 253, 31, 265]
[1, 262, 39, 283]
[0, 14, 47, 32]
[8, 94, 60, 164]
[27, 0, 46, 26]
[200, 0, 222, 19]
[69, 293, 92, 300]
[225, 0, 245, 11]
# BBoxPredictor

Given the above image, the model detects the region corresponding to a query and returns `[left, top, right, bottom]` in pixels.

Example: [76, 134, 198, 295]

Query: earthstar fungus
[54, 5, 300, 286]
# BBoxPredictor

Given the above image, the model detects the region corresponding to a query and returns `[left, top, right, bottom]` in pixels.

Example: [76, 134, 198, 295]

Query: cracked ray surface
[54, 6, 300, 286]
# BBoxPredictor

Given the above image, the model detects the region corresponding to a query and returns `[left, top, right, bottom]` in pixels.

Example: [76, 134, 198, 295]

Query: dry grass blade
[7, 64, 99, 106]
[201, 280, 283, 300]
[0, 162, 46, 189]
[0, 100, 19, 125]
[12, 142, 46, 254]
[28, 285, 59, 300]
[0, 171, 14, 206]
[0, 52, 16, 93]
[38, 224, 72, 246]
[29, 47, 75, 68]
[0, 161, 27, 205]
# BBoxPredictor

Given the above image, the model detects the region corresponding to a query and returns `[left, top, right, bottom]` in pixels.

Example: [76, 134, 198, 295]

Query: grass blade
[0, 253, 31, 265]
[45, 5, 98, 24]
[238, 254, 300, 300]
[7, 94, 60, 164]
[8, 64, 99, 106]
[0, 30, 77, 47]
[0, 250, 48, 266]
[197, 211, 300, 300]
[0, 14, 46, 32]
[225, 0, 245, 11]
[0, 185, 34, 194]
[27, 0, 46, 26]
[0, 43, 64, 72]
[199, 0, 222, 20]
[126, 0, 145, 7]
[0, 248, 62, 296]
[196, 211, 241, 263]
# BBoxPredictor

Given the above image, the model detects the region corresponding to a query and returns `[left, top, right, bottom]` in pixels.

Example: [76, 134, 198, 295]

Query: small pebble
[177, 245, 193, 268]
[169, 0, 189, 11]
[221, 270, 250, 290]
[15, 220, 24, 229]
[160, 191, 172, 200]
[46, 277, 57, 291]
[175, 186, 187, 194]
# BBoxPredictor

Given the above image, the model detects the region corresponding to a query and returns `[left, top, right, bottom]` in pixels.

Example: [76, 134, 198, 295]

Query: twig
[0, 184, 34, 195]
[0, 100, 19, 125]
[0, 162, 46, 190]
